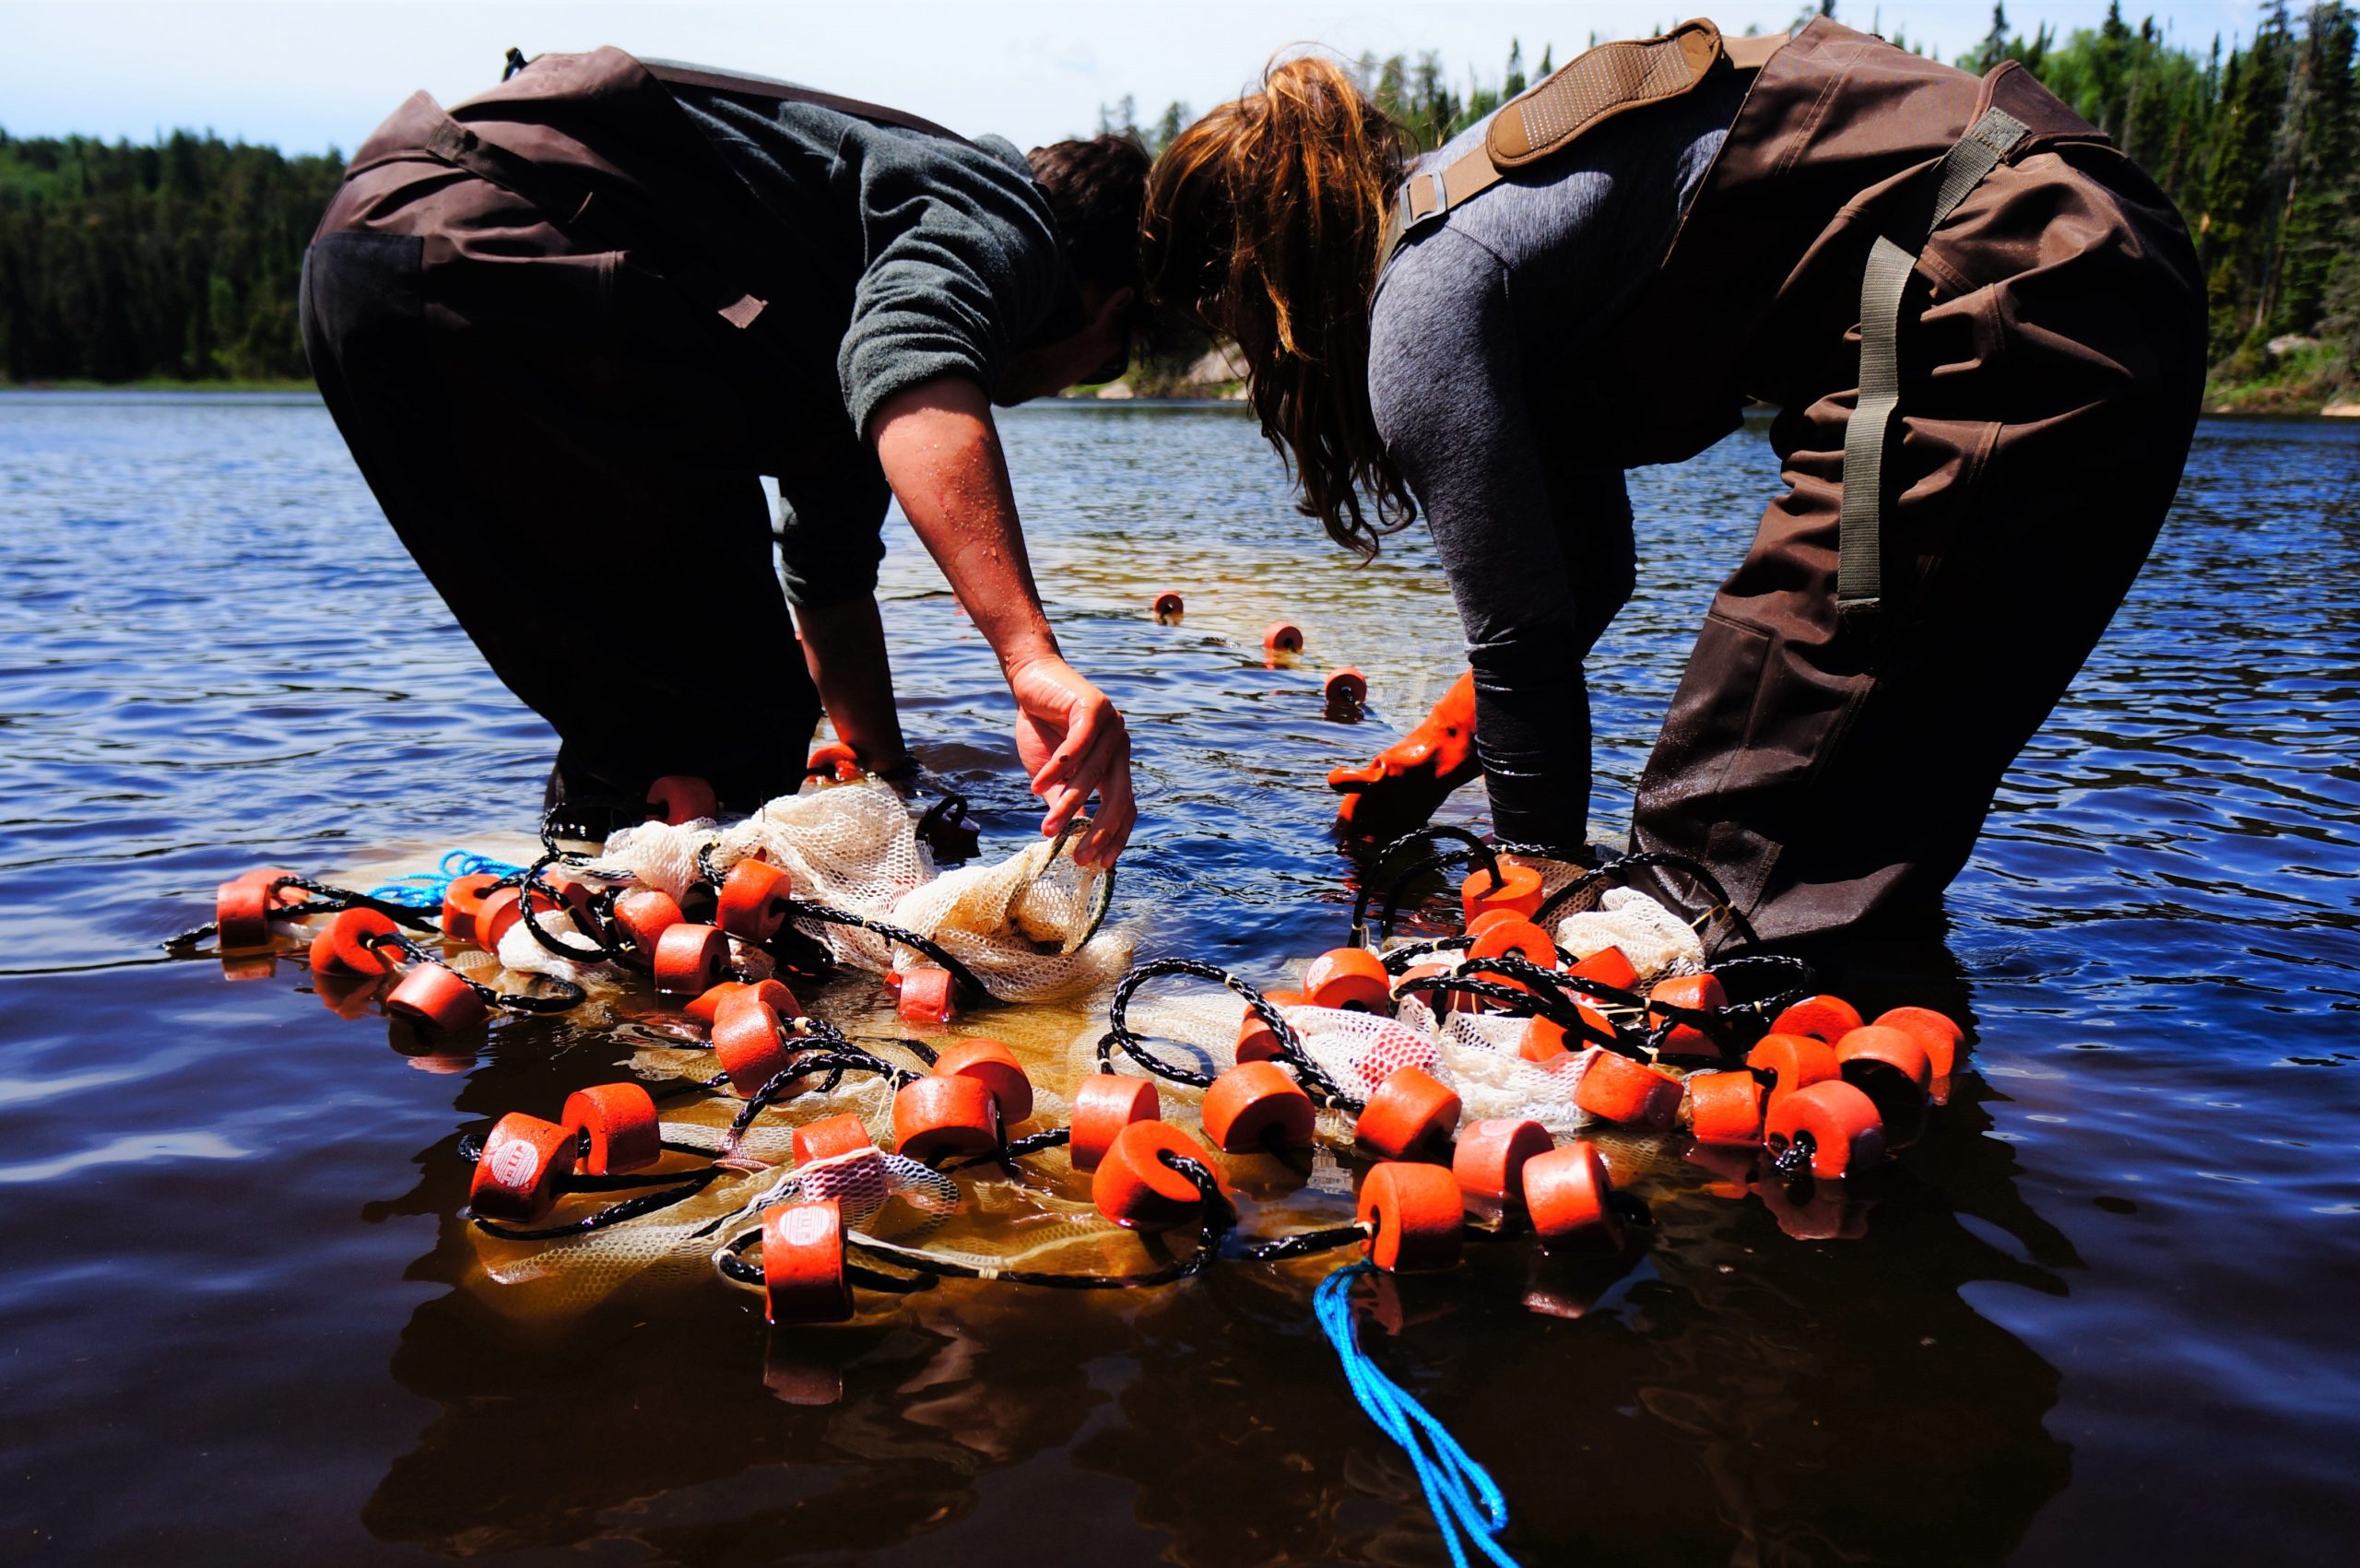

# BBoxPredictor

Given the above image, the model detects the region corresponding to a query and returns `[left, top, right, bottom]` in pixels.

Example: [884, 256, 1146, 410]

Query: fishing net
[593, 780, 1129, 1002]
[1548, 886, 1705, 983]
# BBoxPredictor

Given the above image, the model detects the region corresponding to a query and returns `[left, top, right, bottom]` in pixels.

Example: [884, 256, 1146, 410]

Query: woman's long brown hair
[1140, 55, 1415, 555]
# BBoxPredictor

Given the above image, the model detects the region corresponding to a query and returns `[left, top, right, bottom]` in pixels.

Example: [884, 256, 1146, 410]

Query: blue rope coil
[1315, 1263, 1519, 1568]
[365, 851, 530, 909]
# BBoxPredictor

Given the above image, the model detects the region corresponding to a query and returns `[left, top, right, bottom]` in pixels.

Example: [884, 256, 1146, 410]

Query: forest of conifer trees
[5, 5, 2357, 407]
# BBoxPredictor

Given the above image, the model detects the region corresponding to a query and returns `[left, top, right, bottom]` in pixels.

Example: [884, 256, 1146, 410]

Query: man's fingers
[1078, 764, 1137, 867]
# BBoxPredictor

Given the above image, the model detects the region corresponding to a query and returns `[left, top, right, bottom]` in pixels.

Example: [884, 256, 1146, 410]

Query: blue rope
[364, 850, 530, 909]
[1315, 1263, 1519, 1568]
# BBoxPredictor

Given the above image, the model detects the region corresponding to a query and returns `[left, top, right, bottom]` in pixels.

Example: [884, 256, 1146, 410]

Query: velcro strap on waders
[1836, 107, 2029, 625]
[1377, 19, 1785, 269]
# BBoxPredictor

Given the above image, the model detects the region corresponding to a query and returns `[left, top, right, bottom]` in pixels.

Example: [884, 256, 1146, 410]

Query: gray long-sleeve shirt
[667, 78, 1079, 607]
[1367, 72, 1747, 847]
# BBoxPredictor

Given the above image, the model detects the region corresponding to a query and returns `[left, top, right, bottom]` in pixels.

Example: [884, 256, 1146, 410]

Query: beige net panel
[592, 780, 1132, 1003]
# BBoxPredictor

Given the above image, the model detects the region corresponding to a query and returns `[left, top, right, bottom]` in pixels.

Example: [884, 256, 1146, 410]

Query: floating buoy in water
[1835, 1025, 1934, 1121]
[1765, 1079, 1886, 1179]
[561, 1082, 662, 1173]
[645, 774, 718, 825]
[761, 1199, 853, 1324]
[1234, 988, 1304, 1061]
[1356, 1065, 1461, 1160]
[1573, 1050, 1683, 1128]
[1684, 1070, 1765, 1146]
[217, 867, 304, 950]
[806, 743, 860, 784]
[1263, 620, 1304, 654]
[1359, 1161, 1464, 1271]
[1770, 993, 1862, 1043]
[1873, 1006, 1965, 1077]
[1201, 1061, 1316, 1152]
[687, 978, 799, 1027]
[1468, 916, 1557, 970]
[1323, 666, 1367, 717]
[1646, 973, 1729, 1056]
[1460, 860, 1543, 925]
[895, 965, 958, 1026]
[715, 858, 794, 942]
[791, 1112, 875, 1166]
[1303, 948, 1391, 1012]
[712, 995, 797, 1095]
[612, 888, 684, 955]
[313, 907, 400, 976]
[1068, 1075, 1160, 1172]
[470, 1112, 576, 1224]
[1746, 1032, 1839, 1108]
[1520, 1141, 1622, 1251]
[439, 872, 502, 946]
[1452, 1117, 1552, 1200]
[652, 923, 728, 996]
[1092, 1120, 1221, 1230]
[891, 1073, 999, 1163]
[1151, 590, 1184, 620]
[932, 1038, 1033, 1125]
[385, 962, 489, 1032]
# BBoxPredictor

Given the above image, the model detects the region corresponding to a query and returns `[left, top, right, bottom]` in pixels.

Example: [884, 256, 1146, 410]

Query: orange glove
[1328, 670, 1481, 843]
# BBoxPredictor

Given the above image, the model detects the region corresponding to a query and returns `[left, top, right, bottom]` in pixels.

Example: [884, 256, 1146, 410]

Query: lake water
[2, 391, 2357, 1564]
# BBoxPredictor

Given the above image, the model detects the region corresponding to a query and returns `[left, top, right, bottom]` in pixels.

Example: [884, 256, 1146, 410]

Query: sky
[3, 0, 2268, 157]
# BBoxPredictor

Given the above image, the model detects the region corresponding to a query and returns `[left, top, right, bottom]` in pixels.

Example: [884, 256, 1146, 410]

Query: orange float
[1451, 1118, 1553, 1200]
[1460, 860, 1544, 925]
[932, 1038, 1034, 1125]
[214, 876, 286, 952]
[1517, 1006, 1614, 1067]
[896, 965, 958, 1026]
[1092, 1121, 1223, 1230]
[714, 859, 794, 943]
[1874, 1006, 1965, 1077]
[1355, 1065, 1461, 1160]
[1745, 1032, 1840, 1108]
[645, 774, 718, 825]
[1568, 946, 1639, 992]
[1150, 590, 1185, 619]
[891, 1074, 1000, 1163]
[761, 1200, 854, 1324]
[1769, 993, 1863, 1043]
[1358, 1161, 1465, 1272]
[1684, 1070, 1765, 1145]
[313, 908, 401, 976]
[806, 743, 861, 783]
[791, 1112, 876, 1166]
[1200, 1062, 1316, 1153]
[1646, 973, 1729, 1055]
[384, 963, 489, 1033]
[1468, 917, 1558, 970]
[653, 922, 728, 996]
[469, 1112, 577, 1224]
[440, 872, 502, 945]
[1302, 948, 1391, 1012]
[712, 996, 800, 1096]
[1263, 620, 1304, 654]
[1392, 961, 1454, 1017]
[1573, 1051, 1683, 1129]
[1068, 1075, 1161, 1172]
[1835, 1025, 1935, 1114]
[1521, 1141, 1623, 1252]
[560, 1082, 662, 1173]
[1764, 1079, 1887, 1179]
[1234, 989, 1304, 1062]
[612, 888, 684, 954]
[1323, 667, 1368, 710]
[470, 885, 560, 955]
[686, 978, 799, 1027]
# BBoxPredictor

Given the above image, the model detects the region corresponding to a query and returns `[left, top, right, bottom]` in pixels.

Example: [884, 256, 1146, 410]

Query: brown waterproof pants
[1630, 92, 2205, 946]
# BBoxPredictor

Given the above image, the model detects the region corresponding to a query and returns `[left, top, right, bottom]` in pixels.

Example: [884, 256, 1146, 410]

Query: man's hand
[871, 375, 1139, 866]
[1009, 654, 1134, 868]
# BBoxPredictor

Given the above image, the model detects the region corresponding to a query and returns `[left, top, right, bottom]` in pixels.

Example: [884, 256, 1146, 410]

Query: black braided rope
[1102, 958, 1356, 1109]
[782, 900, 993, 1001]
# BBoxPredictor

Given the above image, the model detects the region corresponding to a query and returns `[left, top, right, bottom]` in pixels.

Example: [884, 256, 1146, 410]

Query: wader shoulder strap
[637, 60, 972, 147]
[1837, 107, 2029, 621]
[1377, 18, 1780, 269]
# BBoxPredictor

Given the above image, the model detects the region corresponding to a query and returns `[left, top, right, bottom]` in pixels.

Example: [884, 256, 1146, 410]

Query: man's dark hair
[1028, 134, 1151, 296]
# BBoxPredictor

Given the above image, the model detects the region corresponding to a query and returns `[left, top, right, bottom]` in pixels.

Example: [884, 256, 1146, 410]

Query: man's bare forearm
[793, 595, 910, 771]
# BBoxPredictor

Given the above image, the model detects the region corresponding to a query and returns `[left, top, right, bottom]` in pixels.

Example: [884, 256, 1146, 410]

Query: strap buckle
[1397, 170, 1452, 238]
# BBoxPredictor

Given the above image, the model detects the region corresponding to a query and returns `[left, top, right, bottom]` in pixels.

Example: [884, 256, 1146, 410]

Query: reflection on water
[0, 393, 2355, 1562]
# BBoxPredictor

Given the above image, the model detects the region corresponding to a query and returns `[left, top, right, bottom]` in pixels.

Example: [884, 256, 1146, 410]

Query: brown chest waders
[301, 50, 962, 814]
[1382, 18, 2204, 947]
